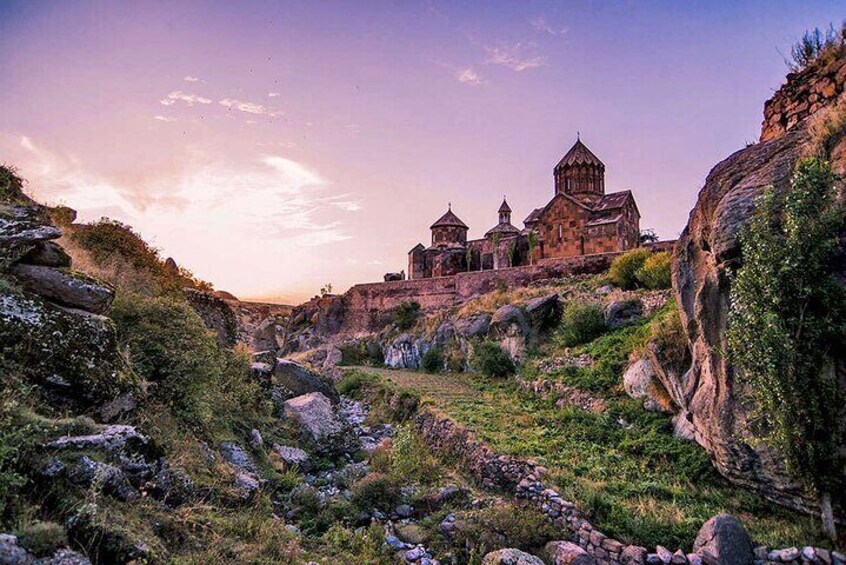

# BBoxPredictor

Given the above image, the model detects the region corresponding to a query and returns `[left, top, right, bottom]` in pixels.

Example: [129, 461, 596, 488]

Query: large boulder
[544, 541, 595, 565]
[0, 291, 134, 406]
[482, 548, 545, 565]
[21, 241, 71, 268]
[489, 304, 530, 363]
[283, 392, 351, 454]
[0, 533, 91, 565]
[272, 358, 339, 404]
[455, 313, 491, 338]
[0, 203, 61, 264]
[525, 293, 562, 332]
[383, 333, 430, 369]
[622, 356, 674, 413]
[10, 264, 114, 314]
[672, 57, 846, 511]
[183, 289, 239, 347]
[604, 299, 643, 330]
[692, 514, 754, 565]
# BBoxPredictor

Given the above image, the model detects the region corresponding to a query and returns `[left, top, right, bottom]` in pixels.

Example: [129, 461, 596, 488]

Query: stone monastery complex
[407, 137, 641, 280]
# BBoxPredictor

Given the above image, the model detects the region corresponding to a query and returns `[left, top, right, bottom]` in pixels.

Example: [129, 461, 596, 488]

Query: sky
[1, 1, 844, 303]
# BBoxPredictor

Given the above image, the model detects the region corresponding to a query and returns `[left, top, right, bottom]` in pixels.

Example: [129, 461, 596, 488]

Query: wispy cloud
[529, 16, 567, 36]
[455, 67, 486, 86]
[12, 136, 356, 250]
[154, 115, 176, 122]
[184, 75, 203, 83]
[268, 92, 280, 98]
[219, 98, 282, 117]
[484, 42, 545, 71]
[344, 124, 361, 133]
[160, 90, 213, 106]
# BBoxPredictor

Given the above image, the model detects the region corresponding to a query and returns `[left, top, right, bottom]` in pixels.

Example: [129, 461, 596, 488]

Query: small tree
[391, 301, 420, 331]
[492, 233, 502, 270]
[466, 246, 473, 272]
[507, 240, 518, 268]
[727, 158, 845, 541]
[639, 228, 658, 245]
[320, 283, 333, 297]
[527, 231, 538, 266]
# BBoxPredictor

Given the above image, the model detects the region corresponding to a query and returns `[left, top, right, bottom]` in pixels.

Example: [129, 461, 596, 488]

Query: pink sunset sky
[1, 1, 843, 303]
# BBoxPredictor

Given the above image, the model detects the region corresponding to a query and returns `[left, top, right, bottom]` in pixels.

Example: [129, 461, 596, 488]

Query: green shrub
[109, 293, 258, 436]
[351, 472, 400, 511]
[474, 341, 515, 378]
[389, 425, 440, 484]
[339, 340, 383, 366]
[727, 158, 846, 539]
[790, 23, 846, 71]
[649, 303, 690, 376]
[17, 522, 67, 557]
[336, 370, 378, 397]
[0, 165, 27, 204]
[421, 346, 443, 373]
[560, 302, 606, 347]
[635, 251, 672, 290]
[391, 301, 420, 331]
[609, 248, 651, 290]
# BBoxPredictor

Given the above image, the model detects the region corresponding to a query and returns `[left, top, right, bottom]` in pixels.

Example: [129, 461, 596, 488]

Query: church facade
[408, 138, 641, 280]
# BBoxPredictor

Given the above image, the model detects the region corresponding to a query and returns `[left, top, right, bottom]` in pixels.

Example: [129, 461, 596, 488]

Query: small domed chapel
[408, 138, 641, 279]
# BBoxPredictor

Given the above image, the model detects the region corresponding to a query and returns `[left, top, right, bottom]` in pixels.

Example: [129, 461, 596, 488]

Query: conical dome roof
[555, 138, 604, 170]
[498, 198, 512, 213]
[430, 205, 468, 229]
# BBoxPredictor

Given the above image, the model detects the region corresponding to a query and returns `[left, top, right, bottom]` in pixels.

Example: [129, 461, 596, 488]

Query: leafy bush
[789, 23, 846, 71]
[339, 340, 383, 366]
[68, 219, 210, 295]
[443, 504, 556, 561]
[336, 370, 379, 397]
[421, 346, 443, 373]
[0, 165, 27, 204]
[351, 472, 400, 511]
[560, 302, 606, 347]
[389, 425, 440, 484]
[474, 341, 515, 378]
[727, 158, 846, 538]
[110, 293, 257, 436]
[649, 303, 690, 376]
[635, 251, 672, 290]
[391, 301, 420, 330]
[609, 248, 651, 289]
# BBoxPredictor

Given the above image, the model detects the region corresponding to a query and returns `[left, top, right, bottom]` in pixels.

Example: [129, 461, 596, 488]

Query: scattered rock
[10, 264, 113, 315]
[482, 548, 545, 565]
[623, 356, 673, 413]
[273, 444, 310, 469]
[47, 425, 149, 454]
[21, 241, 71, 268]
[283, 392, 349, 453]
[604, 299, 643, 330]
[273, 359, 340, 404]
[219, 442, 258, 475]
[249, 429, 263, 449]
[455, 313, 491, 338]
[489, 304, 530, 362]
[524, 293, 562, 332]
[544, 540, 595, 565]
[692, 514, 753, 565]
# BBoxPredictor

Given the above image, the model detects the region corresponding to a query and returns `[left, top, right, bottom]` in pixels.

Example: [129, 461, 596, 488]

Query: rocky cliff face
[672, 54, 846, 512]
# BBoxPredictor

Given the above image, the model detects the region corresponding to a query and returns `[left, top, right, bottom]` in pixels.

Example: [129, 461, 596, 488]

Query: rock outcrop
[183, 288, 239, 347]
[481, 548, 545, 565]
[692, 514, 754, 565]
[272, 358, 340, 404]
[672, 54, 846, 511]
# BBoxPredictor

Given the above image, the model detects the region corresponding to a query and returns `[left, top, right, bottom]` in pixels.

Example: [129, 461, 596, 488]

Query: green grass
[351, 315, 824, 551]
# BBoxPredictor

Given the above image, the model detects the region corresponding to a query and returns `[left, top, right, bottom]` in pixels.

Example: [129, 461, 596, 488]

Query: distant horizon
[2, 0, 844, 303]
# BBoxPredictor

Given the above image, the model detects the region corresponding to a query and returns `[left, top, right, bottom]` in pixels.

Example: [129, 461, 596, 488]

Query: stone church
[408, 138, 641, 279]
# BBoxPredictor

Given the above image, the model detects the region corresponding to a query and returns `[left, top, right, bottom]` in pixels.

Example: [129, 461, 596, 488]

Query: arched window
[558, 224, 563, 242]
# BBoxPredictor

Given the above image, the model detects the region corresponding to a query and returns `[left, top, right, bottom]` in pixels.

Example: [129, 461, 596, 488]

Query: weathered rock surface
[692, 514, 753, 565]
[672, 54, 846, 512]
[0, 204, 61, 264]
[0, 533, 91, 565]
[489, 304, 530, 362]
[272, 444, 310, 469]
[544, 540, 595, 565]
[184, 289, 239, 347]
[10, 264, 114, 314]
[455, 313, 491, 338]
[525, 293, 562, 332]
[272, 358, 339, 404]
[482, 548, 545, 565]
[604, 299, 643, 330]
[0, 292, 132, 405]
[21, 241, 71, 268]
[623, 356, 673, 413]
[283, 392, 350, 454]
[383, 333, 430, 369]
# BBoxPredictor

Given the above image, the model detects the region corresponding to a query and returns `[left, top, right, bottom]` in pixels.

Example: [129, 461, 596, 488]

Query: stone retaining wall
[761, 52, 846, 142]
[345, 243, 676, 332]
[414, 409, 843, 565]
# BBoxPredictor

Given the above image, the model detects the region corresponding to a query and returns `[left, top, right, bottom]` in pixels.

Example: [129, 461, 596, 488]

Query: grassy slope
[353, 310, 822, 551]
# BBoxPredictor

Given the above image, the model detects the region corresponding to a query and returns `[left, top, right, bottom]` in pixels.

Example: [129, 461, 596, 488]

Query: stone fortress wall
[343, 241, 675, 331]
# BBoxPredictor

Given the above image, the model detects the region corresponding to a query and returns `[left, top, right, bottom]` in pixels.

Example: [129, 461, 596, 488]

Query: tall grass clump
[560, 302, 606, 347]
[609, 248, 651, 290]
[636, 251, 672, 290]
[789, 23, 846, 71]
[473, 341, 515, 378]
